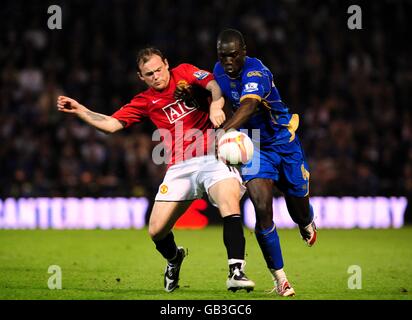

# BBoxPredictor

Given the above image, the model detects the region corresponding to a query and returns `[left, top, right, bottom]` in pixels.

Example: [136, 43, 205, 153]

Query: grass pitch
[0, 227, 411, 300]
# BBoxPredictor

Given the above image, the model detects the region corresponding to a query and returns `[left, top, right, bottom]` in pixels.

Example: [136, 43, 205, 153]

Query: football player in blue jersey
[213, 29, 317, 297]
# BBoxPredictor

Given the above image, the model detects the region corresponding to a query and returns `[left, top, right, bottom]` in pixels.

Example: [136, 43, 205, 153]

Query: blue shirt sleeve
[240, 70, 266, 102]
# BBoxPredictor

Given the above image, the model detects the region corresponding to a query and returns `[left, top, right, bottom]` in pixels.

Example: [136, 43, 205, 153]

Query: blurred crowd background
[1, 0, 411, 210]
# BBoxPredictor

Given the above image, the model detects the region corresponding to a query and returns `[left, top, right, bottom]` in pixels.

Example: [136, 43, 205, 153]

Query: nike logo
[152, 99, 162, 104]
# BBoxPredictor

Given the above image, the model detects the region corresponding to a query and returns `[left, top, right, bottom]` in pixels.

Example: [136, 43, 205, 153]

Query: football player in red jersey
[57, 48, 254, 293]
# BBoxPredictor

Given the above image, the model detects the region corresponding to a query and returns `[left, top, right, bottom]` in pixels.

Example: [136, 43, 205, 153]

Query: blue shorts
[241, 136, 310, 197]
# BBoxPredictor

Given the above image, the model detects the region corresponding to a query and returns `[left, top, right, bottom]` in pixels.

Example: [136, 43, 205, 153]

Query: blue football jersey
[213, 56, 299, 145]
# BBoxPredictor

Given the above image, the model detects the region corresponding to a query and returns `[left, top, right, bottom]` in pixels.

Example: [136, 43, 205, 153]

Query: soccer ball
[217, 130, 254, 165]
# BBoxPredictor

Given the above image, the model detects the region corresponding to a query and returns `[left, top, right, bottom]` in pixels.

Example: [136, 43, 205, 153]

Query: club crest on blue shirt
[231, 91, 240, 100]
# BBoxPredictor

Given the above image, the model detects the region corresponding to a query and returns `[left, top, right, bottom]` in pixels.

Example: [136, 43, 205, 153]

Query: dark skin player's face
[217, 40, 246, 78]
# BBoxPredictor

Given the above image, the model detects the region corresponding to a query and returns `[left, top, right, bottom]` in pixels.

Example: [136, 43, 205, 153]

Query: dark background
[1, 0, 411, 222]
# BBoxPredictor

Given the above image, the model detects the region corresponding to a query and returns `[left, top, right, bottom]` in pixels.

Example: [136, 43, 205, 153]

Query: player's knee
[217, 197, 240, 216]
[148, 226, 158, 240]
[211, 182, 241, 215]
[253, 201, 272, 217]
[253, 200, 273, 229]
[249, 187, 272, 213]
[148, 221, 165, 241]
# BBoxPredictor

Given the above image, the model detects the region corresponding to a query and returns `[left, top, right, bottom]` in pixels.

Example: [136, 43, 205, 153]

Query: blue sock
[255, 222, 284, 270]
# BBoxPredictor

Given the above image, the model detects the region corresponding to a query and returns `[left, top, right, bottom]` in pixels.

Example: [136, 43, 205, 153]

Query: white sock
[270, 268, 287, 282]
[228, 258, 245, 265]
[228, 259, 245, 269]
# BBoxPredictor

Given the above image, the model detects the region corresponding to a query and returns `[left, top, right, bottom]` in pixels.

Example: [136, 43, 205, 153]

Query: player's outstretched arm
[206, 80, 226, 128]
[222, 97, 259, 131]
[57, 96, 124, 134]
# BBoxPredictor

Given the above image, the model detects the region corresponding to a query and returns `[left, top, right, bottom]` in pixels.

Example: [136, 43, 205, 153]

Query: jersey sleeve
[240, 70, 266, 103]
[179, 63, 214, 88]
[111, 95, 148, 128]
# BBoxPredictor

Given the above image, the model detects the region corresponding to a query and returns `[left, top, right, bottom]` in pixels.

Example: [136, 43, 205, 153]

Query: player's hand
[209, 98, 226, 128]
[57, 96, 85, 114]
[174, 80, 193, 102]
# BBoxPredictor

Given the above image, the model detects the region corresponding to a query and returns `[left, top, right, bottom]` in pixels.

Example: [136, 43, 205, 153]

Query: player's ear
[164, 59, 169, 70]
[137, 71, 144, 81]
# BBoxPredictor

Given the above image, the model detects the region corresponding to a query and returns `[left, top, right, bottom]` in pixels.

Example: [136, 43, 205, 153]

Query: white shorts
[155, 155, 246, 206]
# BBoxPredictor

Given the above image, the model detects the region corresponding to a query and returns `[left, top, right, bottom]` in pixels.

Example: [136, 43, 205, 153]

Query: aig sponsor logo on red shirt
[162, 101, 197, 124]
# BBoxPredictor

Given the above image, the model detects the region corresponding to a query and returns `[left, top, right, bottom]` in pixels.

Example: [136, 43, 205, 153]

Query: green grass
[0, 227, 411, 300]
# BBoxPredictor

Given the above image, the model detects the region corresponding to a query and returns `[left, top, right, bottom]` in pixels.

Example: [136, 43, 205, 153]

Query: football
[217, 130, 254, 165]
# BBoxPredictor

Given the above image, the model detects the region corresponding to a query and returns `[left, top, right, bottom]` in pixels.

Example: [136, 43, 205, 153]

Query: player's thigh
[208, 178, 241, 217]
[246, 178, 275, 213]
[198, 157, 245, 211]
[148, 201, 192, 240]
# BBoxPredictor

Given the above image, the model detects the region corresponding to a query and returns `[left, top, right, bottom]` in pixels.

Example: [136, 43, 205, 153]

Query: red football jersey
[112, 63, 215, 166]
